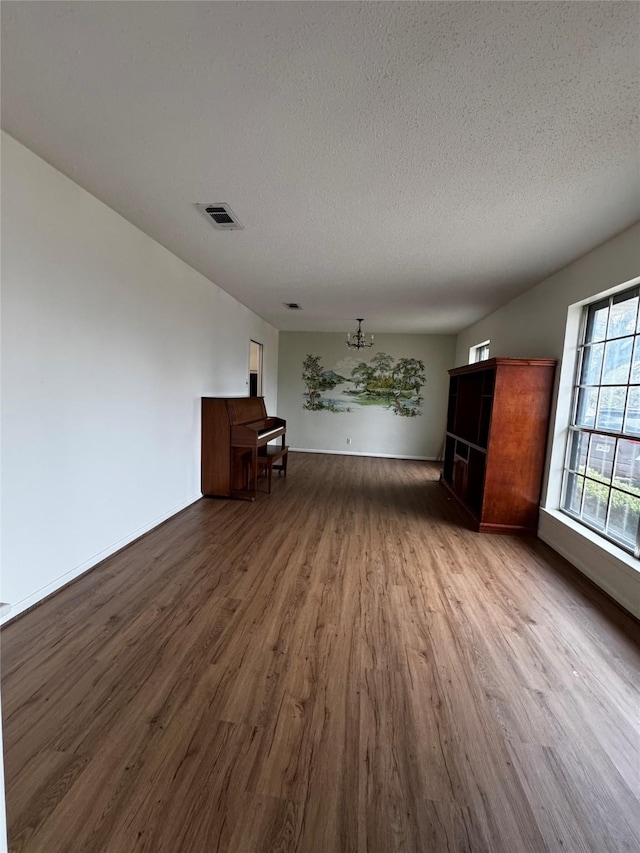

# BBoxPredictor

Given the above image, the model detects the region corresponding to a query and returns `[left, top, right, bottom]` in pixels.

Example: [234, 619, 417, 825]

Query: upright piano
[201, 397, 287, 500]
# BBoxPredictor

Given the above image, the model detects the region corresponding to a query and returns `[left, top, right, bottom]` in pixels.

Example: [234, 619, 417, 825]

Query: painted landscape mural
[302, 352, 425, 416]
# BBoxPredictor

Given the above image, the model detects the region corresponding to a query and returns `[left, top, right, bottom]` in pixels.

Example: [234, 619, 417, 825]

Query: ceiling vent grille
[284, 302, 302, 310]
[195, 203, 244, 231]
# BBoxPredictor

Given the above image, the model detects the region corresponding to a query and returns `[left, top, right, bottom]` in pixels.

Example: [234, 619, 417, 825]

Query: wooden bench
[256, 445, 289, 494]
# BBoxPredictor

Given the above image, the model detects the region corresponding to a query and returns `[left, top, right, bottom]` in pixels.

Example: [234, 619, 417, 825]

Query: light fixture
[346, 318, 374, 350]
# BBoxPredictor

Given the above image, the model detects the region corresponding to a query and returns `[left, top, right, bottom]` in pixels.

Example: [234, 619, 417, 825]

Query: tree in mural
[389, 357, 426, 416]
[348, 353, 425, 415]
[302, 351, 425, 416]
[302, 354, 327, 410]
[301, 354, 345, 411]
[369, 353, 395, 400]
[351, 354, 393, 399]
[351, 361, 375, 394]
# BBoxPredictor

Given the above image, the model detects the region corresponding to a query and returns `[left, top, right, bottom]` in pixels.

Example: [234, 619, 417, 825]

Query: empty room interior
[1, 2, 640, 852]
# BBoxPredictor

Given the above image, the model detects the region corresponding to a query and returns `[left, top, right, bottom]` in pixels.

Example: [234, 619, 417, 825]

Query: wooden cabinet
[441, 358, 556, 533]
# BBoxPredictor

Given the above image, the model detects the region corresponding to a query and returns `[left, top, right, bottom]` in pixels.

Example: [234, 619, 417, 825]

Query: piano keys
[201, 397, 287, 500]
[231, 417, 285, 448]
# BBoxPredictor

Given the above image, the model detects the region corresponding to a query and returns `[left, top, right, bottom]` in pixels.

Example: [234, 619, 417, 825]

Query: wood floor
[2, 453, 639, 852]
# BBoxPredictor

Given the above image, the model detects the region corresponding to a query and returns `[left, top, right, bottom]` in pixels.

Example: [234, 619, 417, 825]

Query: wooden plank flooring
[2, 453, 639, 852]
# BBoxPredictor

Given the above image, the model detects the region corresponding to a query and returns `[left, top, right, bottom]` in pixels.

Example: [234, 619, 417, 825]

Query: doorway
[249, 340, 263, 397]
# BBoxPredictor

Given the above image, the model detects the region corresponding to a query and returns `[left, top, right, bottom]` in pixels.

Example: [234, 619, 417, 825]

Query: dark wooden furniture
[201, 396, 287, 500]
[441, 357, 556, 533]
[256, 445, 288, 493]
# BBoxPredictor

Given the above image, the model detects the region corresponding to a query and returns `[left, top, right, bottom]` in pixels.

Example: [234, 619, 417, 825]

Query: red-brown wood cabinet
[441, 358, 556, 534]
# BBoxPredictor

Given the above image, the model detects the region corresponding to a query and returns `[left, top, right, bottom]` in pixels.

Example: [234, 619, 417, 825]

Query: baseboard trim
[0, 494, 202, 627]
[290, 448, 438, 461]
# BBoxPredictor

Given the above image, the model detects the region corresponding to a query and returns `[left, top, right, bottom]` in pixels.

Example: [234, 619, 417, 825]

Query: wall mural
[302, 352, 425, 416]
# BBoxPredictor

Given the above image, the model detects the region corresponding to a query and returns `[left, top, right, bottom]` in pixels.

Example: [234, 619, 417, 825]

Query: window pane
[567, 430, 589, 472]
[576, 386, 598, 428]
[596, 386, 627, 432]
[601, 337, 632, 385]
[564, 285, 640, 554]
[630, 338, 640, 384]
[607, 292, 638, 339]
[624, 387, 640, 437]
[607, 491, 640, 551]
[585, 300, 609, 343]
[562, 473, 584, 515]
[580, 343, 604, 386]
[613, 438, 640, 492]
[582, 480, 608, 531]
[586, 434, 615, 482]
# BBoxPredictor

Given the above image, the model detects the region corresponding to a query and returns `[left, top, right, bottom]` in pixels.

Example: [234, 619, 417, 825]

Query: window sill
[539, 508, 640, 617]
[542, 508, 638, 570]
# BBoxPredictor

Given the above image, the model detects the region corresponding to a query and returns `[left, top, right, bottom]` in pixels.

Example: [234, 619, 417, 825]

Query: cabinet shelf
[445, 432, 487, 455]
[441, 358, 556, 534]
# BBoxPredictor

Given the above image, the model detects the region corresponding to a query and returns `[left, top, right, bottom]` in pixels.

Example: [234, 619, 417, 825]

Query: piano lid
[226, 397, 267, 425]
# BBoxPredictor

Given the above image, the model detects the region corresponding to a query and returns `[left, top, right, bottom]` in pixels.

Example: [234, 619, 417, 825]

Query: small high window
[469, 341, 490, 364]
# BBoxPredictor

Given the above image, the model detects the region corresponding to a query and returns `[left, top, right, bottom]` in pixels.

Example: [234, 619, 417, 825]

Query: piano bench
[256, 446, 288, 494]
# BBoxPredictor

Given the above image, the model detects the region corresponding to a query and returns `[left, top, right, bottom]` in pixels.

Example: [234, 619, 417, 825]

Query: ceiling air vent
[284, 302, 302, 310]
[195, 203, 244, 231]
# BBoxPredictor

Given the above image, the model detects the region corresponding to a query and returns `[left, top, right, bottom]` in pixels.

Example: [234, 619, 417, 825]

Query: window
[469, 340, 490, 364]
[561, 286, 640, 556]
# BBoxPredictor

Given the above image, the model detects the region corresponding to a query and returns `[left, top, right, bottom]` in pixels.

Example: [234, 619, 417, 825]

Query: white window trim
[541, 274, 640, 593]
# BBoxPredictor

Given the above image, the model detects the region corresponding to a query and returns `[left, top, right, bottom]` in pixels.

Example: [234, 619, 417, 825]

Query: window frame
[469, 340, 490, 364]
[560, 286, 640, 558]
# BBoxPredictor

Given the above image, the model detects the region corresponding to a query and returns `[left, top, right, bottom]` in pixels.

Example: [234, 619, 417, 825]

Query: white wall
[455, 224, 640, 366]
[456, 223, 640, 617]
[0, 132, 279, 623]
[277, 332, 456, 459]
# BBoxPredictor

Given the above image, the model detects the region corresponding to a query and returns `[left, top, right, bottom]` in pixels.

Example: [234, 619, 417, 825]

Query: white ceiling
[2, 1, 639, 334]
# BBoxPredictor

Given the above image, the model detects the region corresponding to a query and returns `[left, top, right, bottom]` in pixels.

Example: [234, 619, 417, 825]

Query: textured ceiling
[2, 1, 639, 334]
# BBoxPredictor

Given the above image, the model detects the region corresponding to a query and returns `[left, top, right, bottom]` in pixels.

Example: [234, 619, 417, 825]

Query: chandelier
[346, 318, 374, 350]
